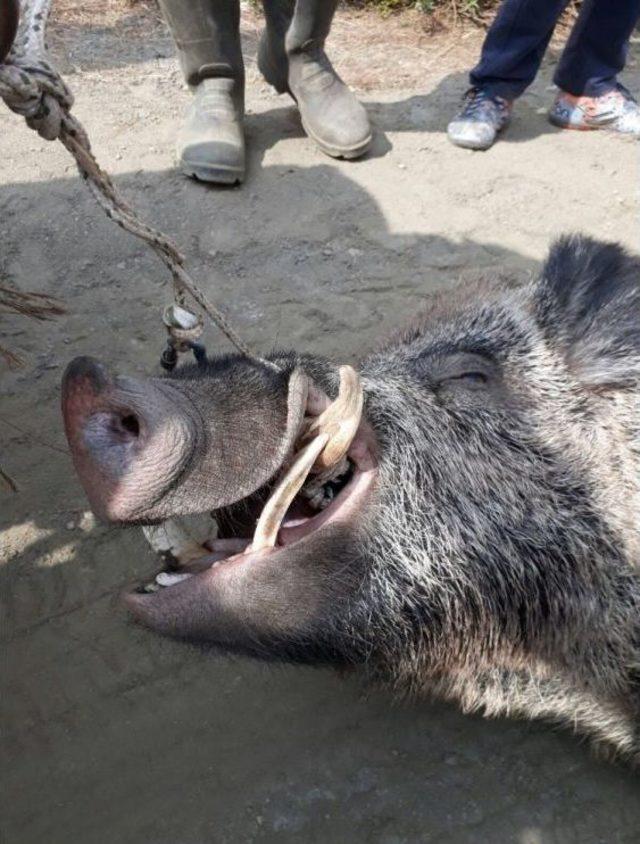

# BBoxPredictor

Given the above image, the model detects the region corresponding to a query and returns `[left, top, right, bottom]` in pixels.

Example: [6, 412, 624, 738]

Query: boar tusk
[302, 365, 364, 471]
[251, 432, 330, 552]
[250, 366, 362, 551]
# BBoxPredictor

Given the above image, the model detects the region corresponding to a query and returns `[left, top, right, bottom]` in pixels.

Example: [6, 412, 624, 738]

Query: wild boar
[62, 235, 640, 763]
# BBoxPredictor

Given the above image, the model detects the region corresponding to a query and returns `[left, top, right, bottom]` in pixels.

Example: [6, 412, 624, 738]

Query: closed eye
[439, 371, 489, 389]
[410, 350, 498, 394]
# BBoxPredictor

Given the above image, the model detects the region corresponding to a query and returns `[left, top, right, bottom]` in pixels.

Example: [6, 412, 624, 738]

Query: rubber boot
[259, 0, 372, 160]
[158, 0, 245, 184]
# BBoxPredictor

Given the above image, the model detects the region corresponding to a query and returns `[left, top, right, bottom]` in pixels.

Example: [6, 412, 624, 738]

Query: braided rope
[0, 0, 271, 368]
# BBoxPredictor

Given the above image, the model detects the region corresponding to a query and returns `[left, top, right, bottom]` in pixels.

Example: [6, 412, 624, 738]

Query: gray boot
[158, 0, 245, 184]
[259, 0, 372, 160]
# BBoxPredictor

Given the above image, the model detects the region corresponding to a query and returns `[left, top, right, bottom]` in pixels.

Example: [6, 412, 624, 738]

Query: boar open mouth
[145, 420, 377, 591]
[136, 366, 378, 594]
[61, 357, 378, 606]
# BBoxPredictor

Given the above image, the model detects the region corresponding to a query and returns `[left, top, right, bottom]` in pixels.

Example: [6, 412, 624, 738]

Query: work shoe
[447, 87, 513, 150]
[177, 77, 245, 184]
[158, 0, 246, 184]
[549, 85, 640, 136]
[259, 0, 372, 160]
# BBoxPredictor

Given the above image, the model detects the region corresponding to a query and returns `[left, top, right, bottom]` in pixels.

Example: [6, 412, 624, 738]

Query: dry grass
[51, 0, 161, 28]
[0, 286, 65, 368]
[50, 0, 492, 29]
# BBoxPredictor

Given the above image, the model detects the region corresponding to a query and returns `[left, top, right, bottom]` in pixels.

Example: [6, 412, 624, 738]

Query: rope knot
[0, 57, 73, 139]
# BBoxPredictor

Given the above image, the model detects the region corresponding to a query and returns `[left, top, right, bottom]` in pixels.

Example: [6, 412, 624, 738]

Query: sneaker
[549, 85, 640, 136]
[447, 87, 513, 150]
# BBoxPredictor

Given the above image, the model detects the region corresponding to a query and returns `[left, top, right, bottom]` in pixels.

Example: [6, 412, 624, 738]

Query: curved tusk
[250, 432, 330, 551]
[301, 365, 364, 471]
[250, 366, 363, 552]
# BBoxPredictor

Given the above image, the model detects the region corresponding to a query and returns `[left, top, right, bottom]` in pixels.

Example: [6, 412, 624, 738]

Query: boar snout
[62, 355, 317, 524]
[62, 356, 197, 523]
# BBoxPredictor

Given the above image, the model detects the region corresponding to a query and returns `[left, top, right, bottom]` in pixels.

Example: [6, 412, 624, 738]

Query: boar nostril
[120, 414, 140, 437]
[106, 411, 140, 442]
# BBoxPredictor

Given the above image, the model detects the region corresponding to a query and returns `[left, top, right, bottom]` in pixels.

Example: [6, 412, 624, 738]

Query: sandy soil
[1, 4, 639, 842]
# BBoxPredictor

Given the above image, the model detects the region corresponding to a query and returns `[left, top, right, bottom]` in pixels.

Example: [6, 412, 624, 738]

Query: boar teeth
[156, 572, 193, 587]
[251, 433, 330, 551]
[301, 458, 354, 511]
[304, 486, 334, 512]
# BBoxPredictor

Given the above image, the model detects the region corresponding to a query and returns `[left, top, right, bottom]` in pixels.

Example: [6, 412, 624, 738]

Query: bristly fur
[220, 236, 640, 763]
[328, 234, 640, 764]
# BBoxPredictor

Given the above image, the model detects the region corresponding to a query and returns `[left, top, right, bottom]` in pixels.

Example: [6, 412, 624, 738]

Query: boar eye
[431, 352, 499, 400]
[443, 371, 488, 389]
[412, 351, 498, 396]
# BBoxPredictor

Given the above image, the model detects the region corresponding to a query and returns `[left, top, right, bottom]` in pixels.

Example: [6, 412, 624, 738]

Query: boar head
[62, 350, 379, 661]
[62, 235, 640, 697]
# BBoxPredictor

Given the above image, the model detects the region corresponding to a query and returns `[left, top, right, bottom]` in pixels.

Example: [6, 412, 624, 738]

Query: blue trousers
[470, 0, 640, 99]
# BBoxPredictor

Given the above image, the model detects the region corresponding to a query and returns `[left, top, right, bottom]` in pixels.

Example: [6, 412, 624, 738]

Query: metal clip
[160, 305, 207, 372]
[162, 304, 203, 335]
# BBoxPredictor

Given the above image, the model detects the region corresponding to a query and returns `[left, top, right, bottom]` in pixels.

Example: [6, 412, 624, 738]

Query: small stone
[79, 511, 96, 532]
[66, 520, 75, 530]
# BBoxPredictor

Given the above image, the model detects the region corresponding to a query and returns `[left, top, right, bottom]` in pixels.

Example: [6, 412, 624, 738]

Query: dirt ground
[1, 4, 639, 842]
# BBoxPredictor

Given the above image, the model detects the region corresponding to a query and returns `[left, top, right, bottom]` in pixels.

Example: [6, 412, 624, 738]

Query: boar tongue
[250, 366, 363, 552]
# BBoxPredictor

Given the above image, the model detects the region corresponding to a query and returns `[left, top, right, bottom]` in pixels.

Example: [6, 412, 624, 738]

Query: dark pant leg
[157, 0, 243, 87]
[554, 0, 640, 96]
[470, 0, 569, 99]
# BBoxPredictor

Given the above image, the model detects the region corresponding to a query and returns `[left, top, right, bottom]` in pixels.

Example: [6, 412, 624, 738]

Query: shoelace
[459, 87, 507, 121]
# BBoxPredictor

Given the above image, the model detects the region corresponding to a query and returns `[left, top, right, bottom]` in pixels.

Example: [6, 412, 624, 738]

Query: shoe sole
[549, 114, 639, 135]
[180, 161, 245, 185]
[447, 116, 510, 151]
[548, 112, 599, 131]
[447, 133, 494, 151]
[300, 115, 372, 160]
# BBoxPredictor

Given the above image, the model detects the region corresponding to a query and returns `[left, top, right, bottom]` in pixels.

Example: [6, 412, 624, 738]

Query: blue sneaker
[447, 87, 513, 150]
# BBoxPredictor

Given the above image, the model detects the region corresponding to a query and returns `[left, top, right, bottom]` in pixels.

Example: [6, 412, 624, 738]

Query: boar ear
[536, 234, 640, 389]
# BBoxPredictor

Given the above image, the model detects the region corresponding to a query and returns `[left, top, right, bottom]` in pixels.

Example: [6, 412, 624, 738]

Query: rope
[0, 0, 273, 369]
